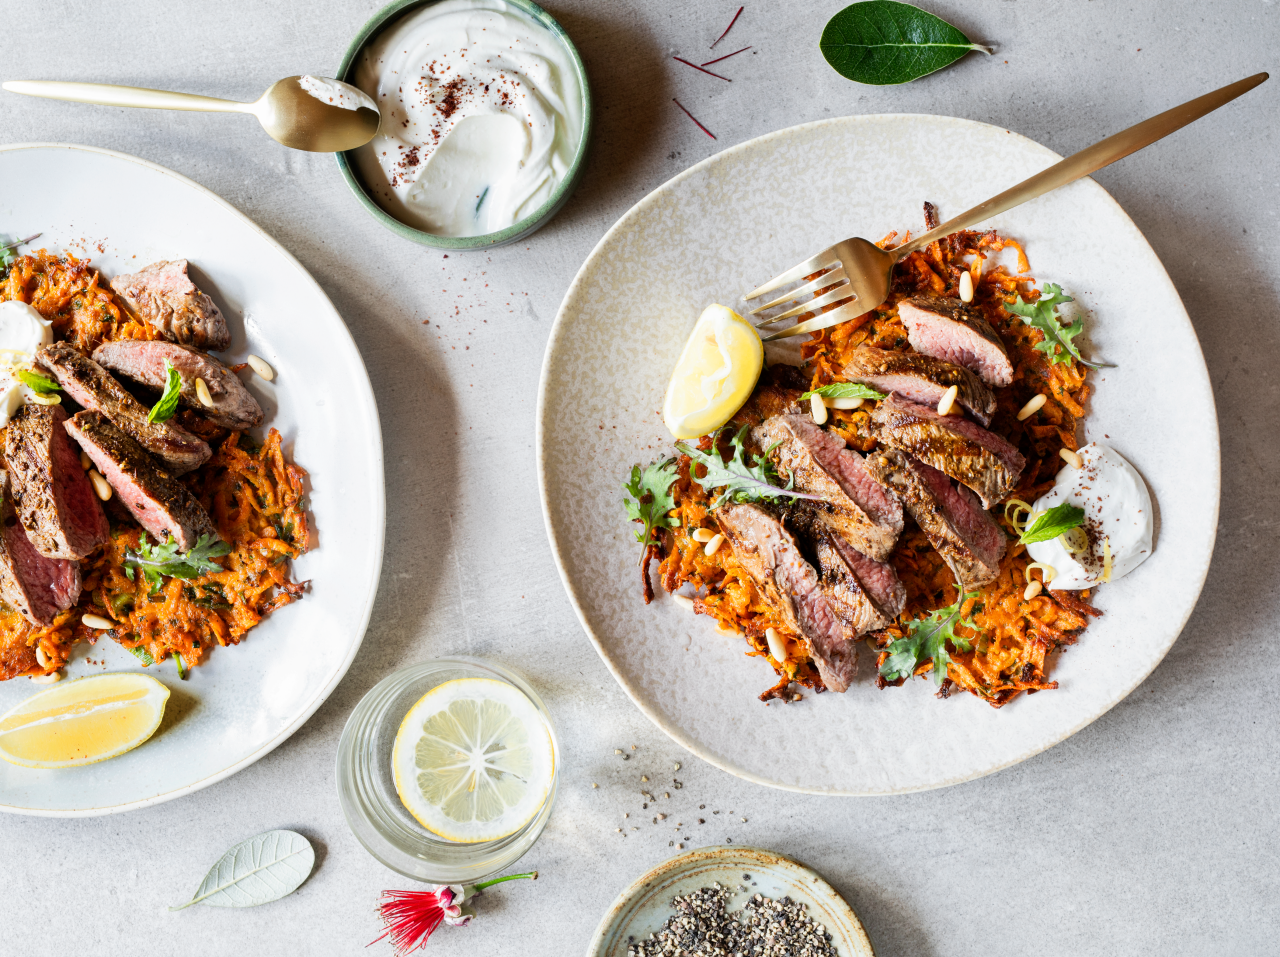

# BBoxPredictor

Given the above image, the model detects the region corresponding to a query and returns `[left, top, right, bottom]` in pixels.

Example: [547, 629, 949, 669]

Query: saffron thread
[672, 56, 731, 81]
[673, 99, 716, 139]
[710, 6, 744, 49]
[701, 46, 751, 67]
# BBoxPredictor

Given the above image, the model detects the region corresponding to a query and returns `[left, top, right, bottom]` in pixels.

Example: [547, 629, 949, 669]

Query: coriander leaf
[798, 382, 886, 402]
[879, 588, 979, 687]
[16, 369, 59, 393]
[147, 359, 183, 423]
[0, 233, 41, 277]
[676, 425, 822, 510]
[820, 1, 992, 86]
[1006, 283, 1111, 369]
[124, 533, 231, 587]
[1019, 501, 1086, 544]
[623, 459, 681, 562]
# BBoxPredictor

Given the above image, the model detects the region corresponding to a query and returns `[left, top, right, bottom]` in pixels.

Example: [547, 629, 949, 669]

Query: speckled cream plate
[586, 846, 874, 957]
[0, 144, 384, 816]
[537, 115, 1220, 794]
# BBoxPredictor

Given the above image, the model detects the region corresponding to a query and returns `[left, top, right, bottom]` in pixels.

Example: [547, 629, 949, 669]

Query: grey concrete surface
[0, 1, 1277, 954]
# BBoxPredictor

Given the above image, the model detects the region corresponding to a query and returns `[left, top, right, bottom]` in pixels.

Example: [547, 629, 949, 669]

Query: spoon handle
[895, 71, 1269, 258]
[2, 80, 250, 113]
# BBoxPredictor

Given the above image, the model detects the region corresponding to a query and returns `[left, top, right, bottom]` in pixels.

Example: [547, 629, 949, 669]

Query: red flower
[369, 871, 537, 955]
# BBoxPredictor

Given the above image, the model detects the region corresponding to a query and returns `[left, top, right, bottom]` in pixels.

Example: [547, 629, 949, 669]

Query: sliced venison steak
[863, 448, 1006, 587]
[37, 342, 211, 475]
[713, 502, 857, 692]
[842, 346, 995, 426]
[0, 482, 81, 626]
[109, 259, 231, 352]
[64, 411, 218, 552]
[897, 296, 1013, 387]
[751, 413, 903, 561]
[93, 340, 264, 431]
[870, 393, 1025, 508]
[5, 404, 109, 560]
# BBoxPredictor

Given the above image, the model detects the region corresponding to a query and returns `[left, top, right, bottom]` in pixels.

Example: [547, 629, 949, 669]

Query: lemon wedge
[0, 673, 170, 769]
[392, 677, 555, 844]
[662, 304, 764, 440]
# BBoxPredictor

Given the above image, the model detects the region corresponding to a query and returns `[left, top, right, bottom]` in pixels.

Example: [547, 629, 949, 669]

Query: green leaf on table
[1005, 283, 1112, 369]
[879, 588, 980, 687]
[798, 382, 886, 402]
[1019, 501, 1085, 545]
[147, 359, 183, 423]
[16, 369, 60, 393]
[170, 829, 314, 910]
[677, 425, 821, 511]
[820, 1, 992, 86]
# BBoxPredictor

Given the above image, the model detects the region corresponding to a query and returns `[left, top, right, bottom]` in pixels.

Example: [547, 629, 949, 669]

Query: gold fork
[747, 72, 1268, 342]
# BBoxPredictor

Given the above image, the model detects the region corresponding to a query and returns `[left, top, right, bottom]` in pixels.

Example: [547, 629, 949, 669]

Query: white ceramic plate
[0, 144, 384, 816]
[538, 115, 1220, 795]
[586, 845, 874, 957]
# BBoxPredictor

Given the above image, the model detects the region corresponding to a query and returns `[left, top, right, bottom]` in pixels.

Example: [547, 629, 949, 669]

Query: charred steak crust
[863, 448, 1006, 587]
[897, 295, 1014, 387]
[841, 346, 996, 426]
[5, 404, 109, 560]
[751, 414, 903, 562]
[0, 484, 81, 626]
[870, 393, 1025, 509]
[713, 502, 857, 692]
[37, 342, 212, 475]
[64, 411, 218, 552]
[93, 340, 264, 431]
[108, 259, 231, 352]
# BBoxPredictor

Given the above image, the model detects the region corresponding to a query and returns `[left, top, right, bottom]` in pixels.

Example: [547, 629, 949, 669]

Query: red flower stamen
[710, 6, 744, 49]
[369, 890, 445, 956]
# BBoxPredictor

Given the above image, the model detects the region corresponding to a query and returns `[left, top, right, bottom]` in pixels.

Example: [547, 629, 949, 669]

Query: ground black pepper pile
[627, 883, 839, 957]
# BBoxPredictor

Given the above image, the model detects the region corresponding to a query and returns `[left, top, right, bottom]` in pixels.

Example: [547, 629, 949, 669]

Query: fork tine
[754, 283, 856, 326]
[743, 248, 840, 301]
[746, 265, 848, 315]
[760, 299, 869, 342]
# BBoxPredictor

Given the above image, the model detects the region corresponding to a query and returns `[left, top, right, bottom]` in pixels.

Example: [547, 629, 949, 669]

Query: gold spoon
[1, 76, 380, 152]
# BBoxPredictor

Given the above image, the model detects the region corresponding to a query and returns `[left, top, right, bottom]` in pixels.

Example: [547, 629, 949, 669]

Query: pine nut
[29, 671, 61, 684]
[1060, 447, 1083, 469]
[1017, 393, 1047, 421]
[1023, 580, 1043, 600]
[194, 377, 215, 408]
[936, 384, 959, 416]
[35, 645, 49, 668]
[82, 613, 114, 630]
[88, 469, 112, 501]
[671, 593, 695, 611]
[27, 392, 60, 406]
[691, 527, 716, 543]
[247, 355, 275, 381]
[765, 627, 787, 663]
[827, 397, 863, 410]
[959, 270, 975, 303]
[703, 533, 724, 557]
[809, 393, 827, 425]
[79, 449, 91, 470]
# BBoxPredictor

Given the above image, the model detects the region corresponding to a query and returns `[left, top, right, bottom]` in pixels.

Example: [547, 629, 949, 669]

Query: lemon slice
[662, 304, 764, 440]
[392, 677, 554, 843]
[0, 673, 170, 769]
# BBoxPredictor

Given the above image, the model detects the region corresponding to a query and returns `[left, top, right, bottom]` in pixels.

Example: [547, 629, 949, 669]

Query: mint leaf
[820, 1, 992, 86]
[16, 369, 59, 393]
[798, 382, 886, 402]
[1006, 283, 1111, 369]
[1019, 501, 1086, 545]
[147, 359, 183, 423]
[623, 458, 681, 561]
[677, 425, 821, 511]
[879, 588, 979, 687]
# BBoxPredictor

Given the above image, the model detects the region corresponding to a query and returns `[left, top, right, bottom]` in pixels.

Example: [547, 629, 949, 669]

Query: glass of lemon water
[336, 657, 558, 883]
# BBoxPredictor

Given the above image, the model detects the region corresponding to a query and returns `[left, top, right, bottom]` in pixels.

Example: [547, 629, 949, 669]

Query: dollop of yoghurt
[298, 75, 377, 113]
[352, 0, 584, 237]
[1026, 443, 1154, 590]
[0, 300, 54, 427]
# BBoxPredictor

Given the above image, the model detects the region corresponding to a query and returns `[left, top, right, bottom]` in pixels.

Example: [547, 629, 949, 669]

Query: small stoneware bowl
[335, 0, 593, 250]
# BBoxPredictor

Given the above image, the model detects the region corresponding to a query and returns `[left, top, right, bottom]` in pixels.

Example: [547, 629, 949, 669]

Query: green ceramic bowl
[335, 0, 593, 250]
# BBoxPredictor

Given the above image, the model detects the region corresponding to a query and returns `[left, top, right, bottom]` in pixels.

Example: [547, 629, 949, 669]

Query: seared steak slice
[37, 342, 211, 475]
[109, 259, 231, 352]
[842, 346, 995, 426]
[0, 481, 81, 626]
[5, 404, 109, 560]
[863, 448, 1006, 587]
[871, 393, 1025, 508]
[897, 296, 1013, 387]
[93, 340, 264, 431]
[791, 507, 906, 638]
[64, 411, 218, 551]
[751, 413, 903, 561]
[713, 503, 857, 692]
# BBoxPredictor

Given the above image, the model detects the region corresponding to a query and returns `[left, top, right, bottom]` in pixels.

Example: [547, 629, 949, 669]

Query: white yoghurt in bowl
[352, 0, 585, 238]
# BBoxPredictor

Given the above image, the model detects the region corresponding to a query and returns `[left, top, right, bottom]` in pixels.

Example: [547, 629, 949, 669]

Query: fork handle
[895, 71, 1268, 259]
